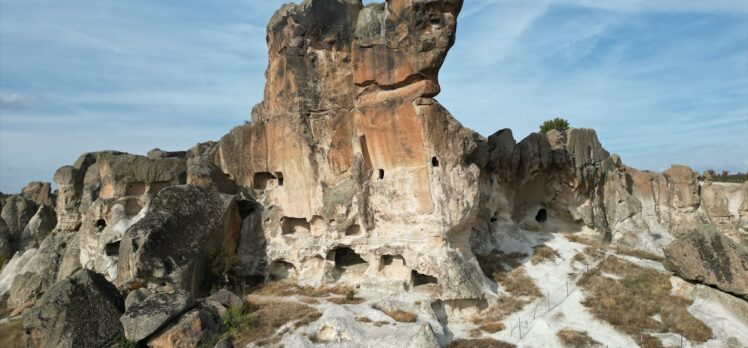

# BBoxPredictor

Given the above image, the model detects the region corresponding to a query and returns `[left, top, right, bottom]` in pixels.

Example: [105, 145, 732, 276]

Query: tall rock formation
[216, 0, 487, 300]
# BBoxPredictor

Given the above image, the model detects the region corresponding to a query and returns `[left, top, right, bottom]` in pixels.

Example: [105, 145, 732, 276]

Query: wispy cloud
[0, 93, 36, 109]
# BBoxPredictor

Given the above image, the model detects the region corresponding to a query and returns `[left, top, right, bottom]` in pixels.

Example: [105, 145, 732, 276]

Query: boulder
[23, 269, 124, 348]
[21, 181, 55, 207]
[0, 218, 12, 261]
[664, 225, 748, 299]
[147, 304, 222, 348]
[186, 141, 238, 194]
[206, 289, 243, 309]
[7, 233, 73, 308]
[1, 195, 37, 242]
[120, 289, 195, 342]
[117, 186, 242, 296]
[19, 204, 57, 249]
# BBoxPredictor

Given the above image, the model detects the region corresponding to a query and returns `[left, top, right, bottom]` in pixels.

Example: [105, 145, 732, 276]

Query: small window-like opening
[380, 254, 404, 267]
[345, 224, 361, 236]
[96, 219, 107, 228]
[411, 270, 438, 287]
[253, 172, 277, 190]
[490, 212, 498, 223]
[105, 241, 120, 256]
[125, 182, 146, 195]
[331, 247, 367, 268]
[275, 172, 284, 186]
[281, 217, 310, 235]
[378, 169, 385, 180]
[431, 157, 439, 167]
[535, 208, 548, 223]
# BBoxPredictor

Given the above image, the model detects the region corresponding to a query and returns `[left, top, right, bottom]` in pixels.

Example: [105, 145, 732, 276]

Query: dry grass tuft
[0, 318, 24, 348]
[479, 321, 505, 333]
[449, 338, 516, 348]
[228, 300, 321, 346]
[476, 250, 527, 278]
[493, 268, 542, 299]
[556, 328, 601, 347]
[565, 234, 664, 262]
[251, 281, 354, 299]
[372, 304, 417, 323]
[471, 268, 542, 331]
[531, 244, 561, 265]
[579, 256, 711, 347]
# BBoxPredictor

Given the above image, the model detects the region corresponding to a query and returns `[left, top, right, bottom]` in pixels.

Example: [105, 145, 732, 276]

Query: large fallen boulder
[117, 185, 242, 296]
[23, 269, 125, 347]
[664, 225, 748, 299]
[120, 289, 195, 342]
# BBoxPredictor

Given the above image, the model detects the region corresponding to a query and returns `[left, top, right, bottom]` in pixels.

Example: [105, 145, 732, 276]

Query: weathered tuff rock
[0, 218, 12, 260]
[20, 204, 57, 249]
[1, 195, 37, 243]
[217, 0, 486, 300]
[23, 269, 124, 348]
[664, 225, 748, 299]
[53, 151, 186, 232]
[120, 289, 195, 342]
[117, 185, 242, 295]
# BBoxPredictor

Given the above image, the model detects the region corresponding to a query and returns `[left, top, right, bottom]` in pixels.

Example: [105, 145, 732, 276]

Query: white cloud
[0, 93, 36, 109]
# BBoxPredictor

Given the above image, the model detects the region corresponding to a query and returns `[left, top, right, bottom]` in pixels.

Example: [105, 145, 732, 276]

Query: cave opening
[275, 172, 284, 186]
[378, 169, 385, 180]
[431, 157, 439, 167]
[535, 208, 548, 223]
[331, 246, 367, 268]
[269, 260, 296, 281]
[411, 270, 438, 287]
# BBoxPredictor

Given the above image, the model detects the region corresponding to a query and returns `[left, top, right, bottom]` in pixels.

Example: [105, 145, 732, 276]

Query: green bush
[222, 305, 253, 335]
[203, 249, 239, 293]
[345, 289, 355, 302]
[539, 118, 570, 133]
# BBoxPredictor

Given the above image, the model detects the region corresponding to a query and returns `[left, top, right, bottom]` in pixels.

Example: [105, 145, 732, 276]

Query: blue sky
[1, 0, 747, 193]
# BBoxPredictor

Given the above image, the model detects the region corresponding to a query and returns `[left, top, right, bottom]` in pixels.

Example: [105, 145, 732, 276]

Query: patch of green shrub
[222, 305, 253, 335]
[539, 118, 570, 133]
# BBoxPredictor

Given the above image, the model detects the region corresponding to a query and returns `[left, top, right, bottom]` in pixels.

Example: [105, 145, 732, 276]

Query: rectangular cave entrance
[411, 270, 438, 289]
[281, 217, 311, 235]
[269, 260, 297, 281]
[329, 246, 368, 277]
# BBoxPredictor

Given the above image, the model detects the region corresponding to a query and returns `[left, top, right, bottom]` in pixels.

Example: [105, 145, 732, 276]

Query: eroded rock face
[117, 186, 242, 295]
[53, 151, 186, 233]
[664, 225, 748, 299]
[216, 0, 486, 300]
[23, 269, 124, 348]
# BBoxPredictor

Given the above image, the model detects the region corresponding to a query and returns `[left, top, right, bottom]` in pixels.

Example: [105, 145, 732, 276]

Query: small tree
[540, 118, 570, 133]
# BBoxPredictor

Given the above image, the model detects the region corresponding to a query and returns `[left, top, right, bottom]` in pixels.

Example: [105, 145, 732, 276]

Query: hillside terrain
[1, 1, 747, 347]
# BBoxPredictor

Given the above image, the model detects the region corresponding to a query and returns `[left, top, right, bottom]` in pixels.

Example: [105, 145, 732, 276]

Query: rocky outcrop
[1, 195, 37, 245]
[664, 225, 748, 299]
[7, 233, 73, 308]
[20, 204, 57, 249]
[53, 151, 186, 232]
[23, 269, 124, 348]
[215, 0, 486, 300]
[117, 186, 242, 295]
